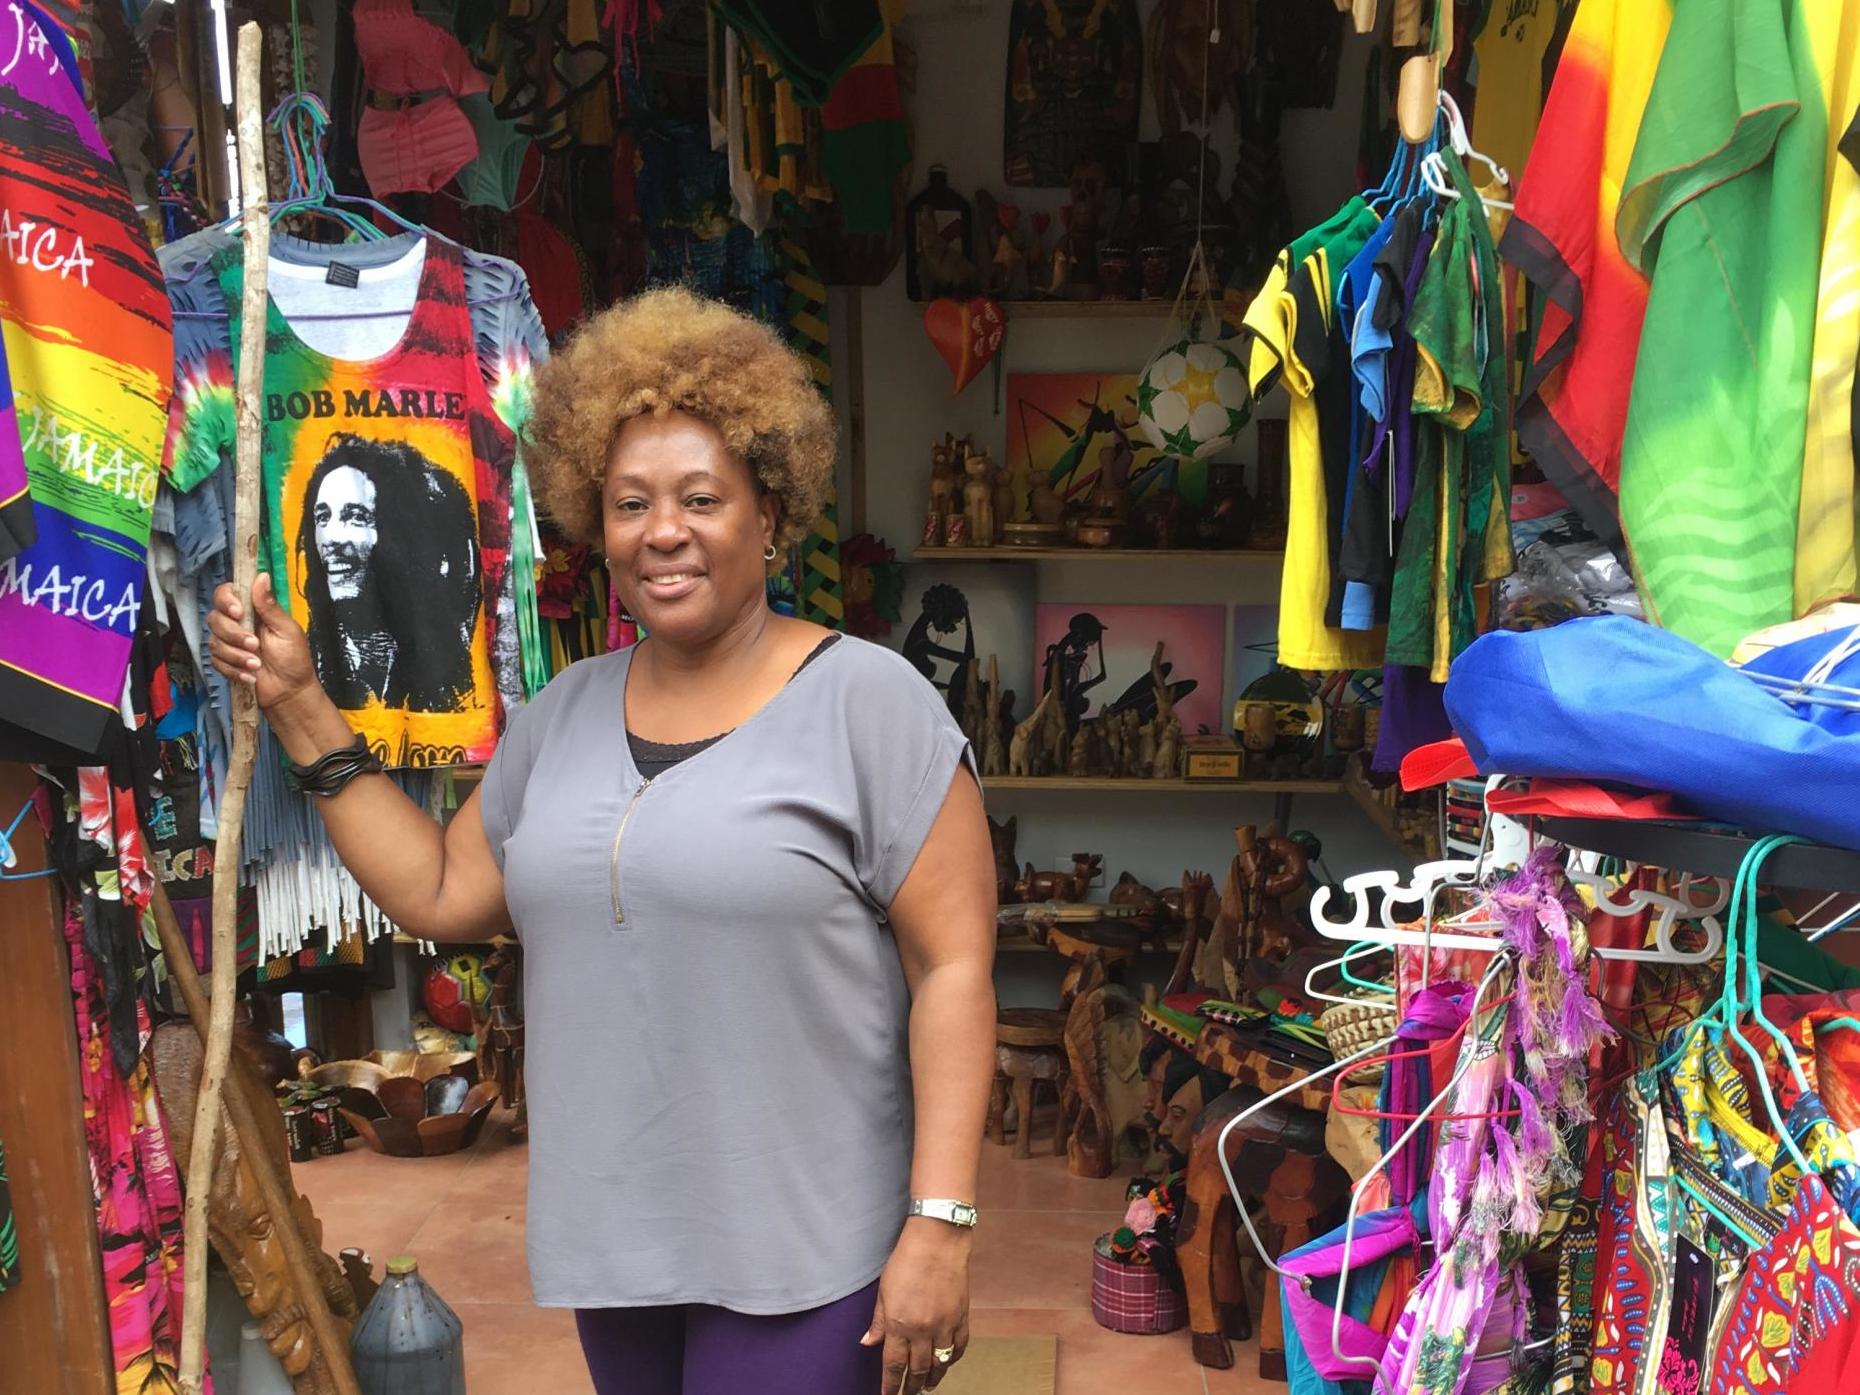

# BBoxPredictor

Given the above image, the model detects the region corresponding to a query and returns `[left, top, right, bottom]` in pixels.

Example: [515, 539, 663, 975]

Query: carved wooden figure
[153, 1025, 360, 1395]
[1015, 852, 1104, 904]
[1233, 825, 1310, 970]
[981, 657, 1008, 777]
[1058, 984, 1142, 1178]
[1009, 687, 1057, 776]
[988, 815, 1019, 906]
[1152, 713, 1182, 779]
[962, 447, 998, 548]
[925, 436, 957, 547]
[1177, 1085, 1345, 1372]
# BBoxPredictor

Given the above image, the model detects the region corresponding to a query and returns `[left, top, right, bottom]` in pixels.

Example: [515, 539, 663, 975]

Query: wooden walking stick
[151, 882, 363, 1395]
[178, 22, 270, 1393]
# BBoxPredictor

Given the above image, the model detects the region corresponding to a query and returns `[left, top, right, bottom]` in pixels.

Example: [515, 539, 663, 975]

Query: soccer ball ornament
[1136, 338, 1250, 460]
[423, 952, 491, 1035]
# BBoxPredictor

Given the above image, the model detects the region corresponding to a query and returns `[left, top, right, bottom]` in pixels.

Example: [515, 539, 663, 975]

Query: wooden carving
[471, 945, 526, 1140]
[1058, 983, 1143, 1178]
[981, 657, 1008, 777]
[1234, 825, 1309, 967]
[1008, 687, 1057, 776]
[152, 1024, 358, 1394]
[1015, 852, 1103, 904]
[1165, 870, 1219, 998]
[1177, 1085, 1343, 1372]
[1147, 0, 1251, 135]
[988, 815, 1019, 906]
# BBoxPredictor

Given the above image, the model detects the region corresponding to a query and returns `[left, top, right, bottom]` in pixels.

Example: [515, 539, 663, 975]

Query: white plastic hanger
[1422, 91, 1514, 211]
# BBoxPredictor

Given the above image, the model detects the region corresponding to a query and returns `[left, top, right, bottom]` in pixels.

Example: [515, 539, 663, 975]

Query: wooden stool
[988, 1009, 1069, 1159]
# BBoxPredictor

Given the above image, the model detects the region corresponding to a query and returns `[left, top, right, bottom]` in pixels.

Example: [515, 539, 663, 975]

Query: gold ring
[934, 1347, 956, 1364]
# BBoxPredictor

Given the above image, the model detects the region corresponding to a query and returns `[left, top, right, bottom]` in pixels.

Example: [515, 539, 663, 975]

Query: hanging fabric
[1498, 0, 1671, 547]
[0, 0, 173, 760]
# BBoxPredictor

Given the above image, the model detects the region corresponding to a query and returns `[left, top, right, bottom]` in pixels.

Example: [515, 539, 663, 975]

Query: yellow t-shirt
[1242, 253, 1388, 674]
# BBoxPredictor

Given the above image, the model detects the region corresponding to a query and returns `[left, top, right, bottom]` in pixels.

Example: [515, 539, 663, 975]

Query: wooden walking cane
[150, 881, 363, 1395]
[178, 22, 270, 1394]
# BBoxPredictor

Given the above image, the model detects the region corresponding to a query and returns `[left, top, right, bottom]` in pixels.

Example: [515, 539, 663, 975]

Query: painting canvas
[1032, 603, 1227, 737]
[1230, 606, 1278, 698]
[1006, 372, 1211, 514]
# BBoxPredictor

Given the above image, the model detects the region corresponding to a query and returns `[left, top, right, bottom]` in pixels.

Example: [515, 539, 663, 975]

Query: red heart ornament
[924, 297, 1005, 395]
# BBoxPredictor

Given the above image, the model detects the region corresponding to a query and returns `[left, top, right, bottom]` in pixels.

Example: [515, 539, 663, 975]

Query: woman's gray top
[479, 636, 973, 1312]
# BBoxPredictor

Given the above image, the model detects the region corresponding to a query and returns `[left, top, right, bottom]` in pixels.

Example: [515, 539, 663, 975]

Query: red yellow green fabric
[1498, 0, 1671, 546]
[1615, 0, 1853, 657]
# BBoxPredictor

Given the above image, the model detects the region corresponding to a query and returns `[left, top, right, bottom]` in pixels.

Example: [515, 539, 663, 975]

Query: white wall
[838, 5, 1406, 899]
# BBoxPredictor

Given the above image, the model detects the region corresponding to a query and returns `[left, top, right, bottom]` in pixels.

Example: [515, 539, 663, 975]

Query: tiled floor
[294, 1110, 1279, 1394]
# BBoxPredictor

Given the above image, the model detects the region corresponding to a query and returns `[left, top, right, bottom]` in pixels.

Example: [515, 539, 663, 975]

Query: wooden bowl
[336, 1078, 501, 1158]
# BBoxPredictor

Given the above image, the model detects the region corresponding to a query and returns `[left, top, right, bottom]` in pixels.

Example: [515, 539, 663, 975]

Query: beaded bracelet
[285, 732, 385, 797]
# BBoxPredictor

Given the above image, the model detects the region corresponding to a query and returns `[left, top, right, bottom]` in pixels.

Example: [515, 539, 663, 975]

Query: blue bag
[1443, 616, 1860, 850]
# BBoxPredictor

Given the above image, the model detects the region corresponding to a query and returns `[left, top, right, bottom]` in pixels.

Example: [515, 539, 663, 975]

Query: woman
[210, 287, 997, 1395]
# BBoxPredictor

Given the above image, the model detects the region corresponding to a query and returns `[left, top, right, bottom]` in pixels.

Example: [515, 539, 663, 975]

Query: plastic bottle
[236, 1322, 294, 1395]
[351, 1255, 467, 1395]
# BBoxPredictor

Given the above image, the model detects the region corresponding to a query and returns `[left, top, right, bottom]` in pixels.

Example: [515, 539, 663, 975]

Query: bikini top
[352, 0, 488, 99]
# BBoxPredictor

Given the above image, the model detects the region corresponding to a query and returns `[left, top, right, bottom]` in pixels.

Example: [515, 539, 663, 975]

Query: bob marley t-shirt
[171, 237, 510, 765]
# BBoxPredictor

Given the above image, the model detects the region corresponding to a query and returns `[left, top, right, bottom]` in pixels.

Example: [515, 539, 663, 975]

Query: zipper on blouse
[609, 777, 654, 925]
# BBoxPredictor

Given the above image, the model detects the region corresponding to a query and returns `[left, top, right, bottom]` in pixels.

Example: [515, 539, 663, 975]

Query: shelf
[995, 937, 1182, 954]
[983, 776, 1344, 794]
[913, 547, 1283, 563]
[1002, 299, 1180, 319]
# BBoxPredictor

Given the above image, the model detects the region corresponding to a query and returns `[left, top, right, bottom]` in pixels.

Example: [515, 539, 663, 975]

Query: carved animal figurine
[1153, 712, 1182, 779]
[1067, 724, 1092, 778]
[992, 456, 1016, 532]
[925, 437, 957, 547]
[1016, 852, 1104, 904]
[1104, 711, 1127, 774]
[1121, 709, 1143, 776]
[960, 658, 987, 751]
[995, 685, 1018, 773]
[1150, 642, 1176, 728]
[981, 656, 1008, 777]
[1137, 715, 1159, 773]
[1043, 686, 1070, 774]
[963, 448, 998, 548]
[1109, 871, 1164, 918]
[988, 814, 1019, 906]
[1010, 687, 1058, 776]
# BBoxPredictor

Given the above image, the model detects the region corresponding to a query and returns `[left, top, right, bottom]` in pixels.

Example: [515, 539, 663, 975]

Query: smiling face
[313, 464, 378, 602]
[603, 411, 779, 646]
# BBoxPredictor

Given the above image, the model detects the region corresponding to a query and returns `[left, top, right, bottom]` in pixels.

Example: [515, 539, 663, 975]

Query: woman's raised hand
[208, 573, 320, 715]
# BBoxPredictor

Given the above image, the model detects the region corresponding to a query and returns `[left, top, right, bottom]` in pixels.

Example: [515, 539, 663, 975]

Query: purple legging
[575, 1280, 884, 1395]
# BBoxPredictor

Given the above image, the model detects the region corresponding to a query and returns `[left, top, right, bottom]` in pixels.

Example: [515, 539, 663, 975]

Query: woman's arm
[209, 575, 511, 943]
[863, 768, 997, 1394]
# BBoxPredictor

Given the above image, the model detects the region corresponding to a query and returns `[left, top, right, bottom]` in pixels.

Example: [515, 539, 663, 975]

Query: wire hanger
[0, 799, 55, 881]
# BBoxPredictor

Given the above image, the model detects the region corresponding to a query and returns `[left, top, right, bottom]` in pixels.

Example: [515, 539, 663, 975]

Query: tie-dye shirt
[160, 230, 544, 768]
[0, 0, 172, 757]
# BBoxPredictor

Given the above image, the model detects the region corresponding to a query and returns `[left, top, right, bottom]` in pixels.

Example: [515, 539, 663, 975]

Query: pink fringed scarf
[1374, 849, 1614, 1395]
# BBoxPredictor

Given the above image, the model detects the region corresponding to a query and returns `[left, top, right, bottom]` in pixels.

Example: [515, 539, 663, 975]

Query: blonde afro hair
[524, 285, 837, 554]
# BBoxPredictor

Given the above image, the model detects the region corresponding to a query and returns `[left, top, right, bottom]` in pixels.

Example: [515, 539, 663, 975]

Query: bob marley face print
[294, 433, 482, 715]
[313, 464, 377, 601]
